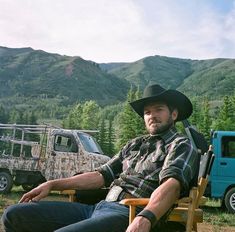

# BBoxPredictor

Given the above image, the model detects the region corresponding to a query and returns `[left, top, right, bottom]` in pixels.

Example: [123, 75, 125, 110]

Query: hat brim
[130, 90, 192, 121]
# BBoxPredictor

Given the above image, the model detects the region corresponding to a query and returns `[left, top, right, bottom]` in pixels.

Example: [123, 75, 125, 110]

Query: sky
[1, 0, 235, 63]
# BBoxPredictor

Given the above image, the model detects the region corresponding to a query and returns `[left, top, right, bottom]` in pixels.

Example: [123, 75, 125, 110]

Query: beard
[147, 117, 174, 135]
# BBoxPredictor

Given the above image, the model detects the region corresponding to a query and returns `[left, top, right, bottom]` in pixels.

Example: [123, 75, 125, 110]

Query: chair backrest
[198, 146, 214, 179]
[182, 120, 208, 155]
[182, 119, 209, 188]
[196, 146, 215, 208]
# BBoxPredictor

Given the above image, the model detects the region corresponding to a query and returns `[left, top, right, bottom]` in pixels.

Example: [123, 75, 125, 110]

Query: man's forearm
[144, 178, 180, 221]
[47, 171, 105, 191]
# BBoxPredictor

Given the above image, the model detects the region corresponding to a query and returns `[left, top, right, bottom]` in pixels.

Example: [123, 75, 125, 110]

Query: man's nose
[148, 112, 157, 119]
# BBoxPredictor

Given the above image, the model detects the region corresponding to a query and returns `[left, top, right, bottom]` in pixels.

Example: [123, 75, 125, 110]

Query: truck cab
[210, 130, 235, 213]
[43, 129, 110, 180]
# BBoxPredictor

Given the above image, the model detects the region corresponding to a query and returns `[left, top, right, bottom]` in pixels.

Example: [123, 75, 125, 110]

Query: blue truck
[183, 121, 235, 214]
[207, 130, 235, 213]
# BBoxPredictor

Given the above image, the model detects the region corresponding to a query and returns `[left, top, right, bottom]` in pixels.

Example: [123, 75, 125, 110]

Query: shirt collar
[149, 126, 179, 144]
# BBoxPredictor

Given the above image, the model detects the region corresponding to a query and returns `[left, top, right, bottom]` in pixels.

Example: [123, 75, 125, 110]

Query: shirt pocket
[122, 151, 139, 172]
[151, 152, 166, 163]
[136, 152, 167, 176]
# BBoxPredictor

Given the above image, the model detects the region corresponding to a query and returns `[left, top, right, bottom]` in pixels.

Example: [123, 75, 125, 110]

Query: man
[2, 84, 198, 232]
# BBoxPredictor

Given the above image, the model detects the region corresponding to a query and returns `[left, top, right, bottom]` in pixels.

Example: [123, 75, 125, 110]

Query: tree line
[1, 90, 235, 157]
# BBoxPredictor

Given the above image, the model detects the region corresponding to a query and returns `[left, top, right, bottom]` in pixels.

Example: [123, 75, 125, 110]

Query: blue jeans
[2, 200, 130, 232]
[2, 200, 186, 232]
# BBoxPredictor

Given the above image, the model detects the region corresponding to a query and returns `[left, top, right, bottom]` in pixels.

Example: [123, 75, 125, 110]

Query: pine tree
[97, 118, 107, 153]
[190, 98, 202, 127]
[200, 98, 212, 142]
[116, 87, 146, 150]
[106, 118, 116, 156]
[81, 101, 100, 130]
[63, 103, 83, 129]
[212, 96, 235, 131]
[0, 105, 8, 123]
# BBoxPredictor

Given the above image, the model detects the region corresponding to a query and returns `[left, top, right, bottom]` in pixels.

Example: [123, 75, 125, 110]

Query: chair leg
[129, 205, 136, 224]
[186, 188, 198, 232]
[193, 222, 197, 232]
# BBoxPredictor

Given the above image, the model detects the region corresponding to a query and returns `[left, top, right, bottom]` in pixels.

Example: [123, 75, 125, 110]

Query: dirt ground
[197, 223, 235, 232]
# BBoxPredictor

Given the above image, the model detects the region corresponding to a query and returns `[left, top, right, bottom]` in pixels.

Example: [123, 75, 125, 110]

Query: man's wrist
[137, 209, 157, 228]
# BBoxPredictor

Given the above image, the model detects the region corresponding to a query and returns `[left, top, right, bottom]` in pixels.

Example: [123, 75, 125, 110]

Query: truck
[177, 122, 235, 213]
[208, 130, 235, 213]
[0, 123, 110, 193]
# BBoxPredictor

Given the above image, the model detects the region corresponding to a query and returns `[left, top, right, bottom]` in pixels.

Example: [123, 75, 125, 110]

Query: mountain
[101, 56, 235, 99]
[1, 46, 235, 112]
[0, 46, 129, 106]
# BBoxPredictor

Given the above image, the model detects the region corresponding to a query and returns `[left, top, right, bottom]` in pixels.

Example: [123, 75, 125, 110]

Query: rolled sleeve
[159, 138, 198, 195]
[97, 155, 122, 187]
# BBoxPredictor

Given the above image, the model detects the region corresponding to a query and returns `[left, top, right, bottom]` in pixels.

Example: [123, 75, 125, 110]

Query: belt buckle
[105, 186, 123, 202]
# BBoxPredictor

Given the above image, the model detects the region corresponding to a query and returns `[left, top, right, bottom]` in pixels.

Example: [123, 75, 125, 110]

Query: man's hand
[19, 182, 52, 203]
[126, 216, 151, 232]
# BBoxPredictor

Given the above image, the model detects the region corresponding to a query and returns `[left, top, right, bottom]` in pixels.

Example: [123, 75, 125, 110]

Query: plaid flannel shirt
[97, 126, 198, 198]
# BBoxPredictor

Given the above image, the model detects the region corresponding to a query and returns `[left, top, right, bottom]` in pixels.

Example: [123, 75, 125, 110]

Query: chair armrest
[60, 190, 76, 202]
[61, 190, 76, 195]
[120, 198, 149, 206]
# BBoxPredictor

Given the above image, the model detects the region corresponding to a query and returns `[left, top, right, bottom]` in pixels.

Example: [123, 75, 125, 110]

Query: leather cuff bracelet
[137, 209, 157, 228]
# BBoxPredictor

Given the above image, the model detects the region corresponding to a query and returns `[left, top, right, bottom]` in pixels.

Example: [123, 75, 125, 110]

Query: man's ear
[172, 109, 178, 121]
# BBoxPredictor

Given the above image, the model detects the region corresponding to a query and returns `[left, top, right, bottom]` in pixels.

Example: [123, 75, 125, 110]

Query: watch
[137, 209, 157, 228]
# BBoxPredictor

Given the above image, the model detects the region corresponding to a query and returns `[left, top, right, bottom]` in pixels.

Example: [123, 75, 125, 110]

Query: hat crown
[143, 84, 166, 98]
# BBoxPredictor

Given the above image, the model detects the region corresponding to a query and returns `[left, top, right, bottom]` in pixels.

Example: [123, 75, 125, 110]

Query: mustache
[149, 119, 161, 124]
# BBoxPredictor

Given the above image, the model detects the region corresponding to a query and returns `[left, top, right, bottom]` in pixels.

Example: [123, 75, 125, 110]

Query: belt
[118, 191, 135, 201]
[105, 186, 136, 202]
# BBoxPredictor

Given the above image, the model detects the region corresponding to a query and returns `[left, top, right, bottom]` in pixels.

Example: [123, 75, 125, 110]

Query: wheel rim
[0, 175, 7, 191]
[230, 192, 235, 211]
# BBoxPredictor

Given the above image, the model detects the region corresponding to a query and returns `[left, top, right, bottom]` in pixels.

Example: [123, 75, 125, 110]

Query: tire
[224, 187, 235, 213]
[0, 172, 13, 193]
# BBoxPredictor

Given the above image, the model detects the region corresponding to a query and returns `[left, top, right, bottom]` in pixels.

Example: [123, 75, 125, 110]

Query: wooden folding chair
[119, 147, 215, 232]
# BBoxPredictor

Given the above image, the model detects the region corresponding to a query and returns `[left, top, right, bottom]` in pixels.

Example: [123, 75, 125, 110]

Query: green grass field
[1, 187, 235, 231]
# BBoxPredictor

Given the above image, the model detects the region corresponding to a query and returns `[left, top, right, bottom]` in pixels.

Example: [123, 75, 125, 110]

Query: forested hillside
[1, 46, 235, 154]
[102, 56, 235, 99]
[0, 46, 129, 107]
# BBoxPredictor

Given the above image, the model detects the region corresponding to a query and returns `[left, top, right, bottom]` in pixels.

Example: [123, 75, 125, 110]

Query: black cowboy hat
[130, 84, 193, 121]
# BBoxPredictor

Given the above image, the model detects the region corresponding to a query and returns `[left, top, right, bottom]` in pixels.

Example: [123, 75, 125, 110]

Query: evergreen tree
[212, 96, 235, 131]
[116, 87, 146, 150]
[190, 98, 202, 127]
[81, 101, 100, 129]
[133, 87, 146, 136]
[106, 118, 116, 156]
[0, 105, 8, 123]
[97, 118, 107, 153]
[200, 98, 212, 142]
[63, 103, 83, 129]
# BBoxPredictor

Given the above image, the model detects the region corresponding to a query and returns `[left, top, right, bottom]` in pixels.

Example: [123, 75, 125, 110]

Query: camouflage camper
[0, 124, 110, 193]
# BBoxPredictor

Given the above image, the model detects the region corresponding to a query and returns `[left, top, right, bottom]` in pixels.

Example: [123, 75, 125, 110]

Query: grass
[203, 198, 235, 227]
[1, 188, 235, 230]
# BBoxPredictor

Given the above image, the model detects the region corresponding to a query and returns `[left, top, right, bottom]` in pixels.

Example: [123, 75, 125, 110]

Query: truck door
[218, 135, 235, 178]
[45, 133, 79, 180]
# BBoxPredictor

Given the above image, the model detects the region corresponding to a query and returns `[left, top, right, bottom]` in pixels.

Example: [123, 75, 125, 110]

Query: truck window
[77, 132, 103, 154]
[222, 136, 235, 158]
[54, 135, 78, 153]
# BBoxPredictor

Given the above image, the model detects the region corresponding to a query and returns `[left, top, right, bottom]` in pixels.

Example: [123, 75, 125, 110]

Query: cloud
[139, 0, 235, 60]
[0, 0, 235, 62]
[0, 0, 153, 62]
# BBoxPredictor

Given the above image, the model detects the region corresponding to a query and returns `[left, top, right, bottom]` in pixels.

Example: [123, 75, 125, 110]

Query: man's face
[144, 102, 178, 135]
